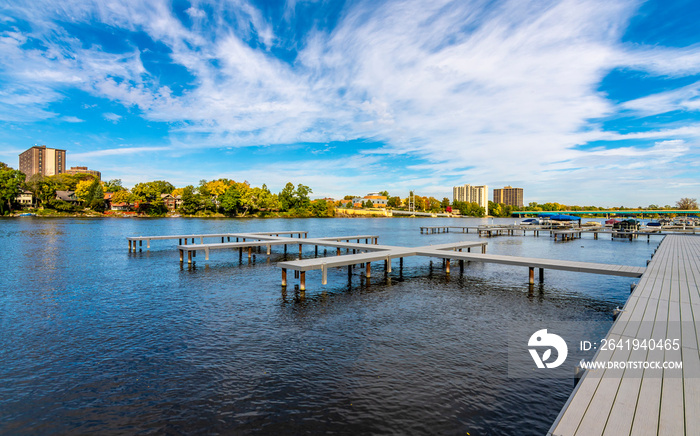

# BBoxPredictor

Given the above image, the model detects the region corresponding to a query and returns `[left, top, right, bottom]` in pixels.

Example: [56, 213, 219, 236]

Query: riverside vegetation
[0, 161, 697, 218]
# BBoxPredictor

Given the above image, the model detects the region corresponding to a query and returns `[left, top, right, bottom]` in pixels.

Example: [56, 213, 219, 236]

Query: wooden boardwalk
[548, 235, 700, 435]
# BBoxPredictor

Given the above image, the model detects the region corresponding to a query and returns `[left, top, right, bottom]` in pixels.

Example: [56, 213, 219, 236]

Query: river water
[0, 217, 658, 435]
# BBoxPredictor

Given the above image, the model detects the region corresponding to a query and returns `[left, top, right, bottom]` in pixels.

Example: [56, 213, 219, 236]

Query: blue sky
[1, 0, 699, 207]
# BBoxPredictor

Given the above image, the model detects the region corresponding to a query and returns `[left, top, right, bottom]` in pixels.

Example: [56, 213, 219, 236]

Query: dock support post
[300, 272, 306, 291]
[179, 249, 183, 263]
[299, 244, 302, 259]
[248, 247, 252, 259]
[129, 240, 132, 251]
[446, 259, 450, 274]
[139, 240, 142, 249]
[147, 240, 150, 249]
[337, 248, 341, 256]
[267, 245, 271, 255]
[482, 244, 486, 254]
[322, 264, 327, 285]
[366, 262, 371, 278]
[539, 268, 544, 282]
[400, 258, 403, 268]
[529, 267, 535, 285]
[284, 244, 287, 253]
[205, 248, 209, 261]
[459, 259, 464, 273]
[188, 250, 192, 264]
[315, 246, 318, 256]
[281, 268, 287, 286]
[348, 265, 353, 278]
[386, 257, 392, 272]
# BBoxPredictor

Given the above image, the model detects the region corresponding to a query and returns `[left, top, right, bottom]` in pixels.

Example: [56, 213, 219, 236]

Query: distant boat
[18, 213, 35, 217]
[520, 218, 541, 225]
[605, 219, 620, 226]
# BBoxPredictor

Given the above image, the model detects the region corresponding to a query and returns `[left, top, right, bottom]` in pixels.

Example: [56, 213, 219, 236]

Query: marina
[549, 235, 700, 435]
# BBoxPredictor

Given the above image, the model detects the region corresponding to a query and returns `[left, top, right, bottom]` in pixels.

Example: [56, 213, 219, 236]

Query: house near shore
[15, 189, 36, 207]
[161, 193, 182, 211]
[55, 190, 78, 203]
[110, 202, 130, 211]
[352, 193, 388, 208]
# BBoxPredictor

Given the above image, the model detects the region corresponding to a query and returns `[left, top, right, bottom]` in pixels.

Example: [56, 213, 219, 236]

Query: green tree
[441, 197, 450, 210]
[103, 179, 124, 192]
[387, 196, 401, 208]
[132, 180, 175, 202]
[179, 186, 199, 215]
[294, 184, 312, 211]
[278, 182, 295, 211]
[311, 199, 334, 217]
[88, 180, 105, 212]
[363, 200, 373, 208]
[379, 190, 389, 197]
[220, 184, 244, 215]
[36, 178, 58, 207]
[0, 163, 26, 214]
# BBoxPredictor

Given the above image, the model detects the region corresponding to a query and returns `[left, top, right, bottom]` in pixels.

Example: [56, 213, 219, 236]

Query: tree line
[1, 161, 697, 216]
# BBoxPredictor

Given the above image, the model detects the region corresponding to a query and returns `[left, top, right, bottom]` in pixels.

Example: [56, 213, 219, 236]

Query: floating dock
[126, 230, 645, 290]
[549, 235, 700, 435]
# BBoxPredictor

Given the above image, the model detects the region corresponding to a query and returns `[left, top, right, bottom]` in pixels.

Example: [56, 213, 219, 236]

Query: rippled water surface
[0, 217, 658, 434]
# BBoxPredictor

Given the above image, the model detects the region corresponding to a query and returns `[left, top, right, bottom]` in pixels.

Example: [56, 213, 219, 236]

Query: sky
[1, 0, 699, 207]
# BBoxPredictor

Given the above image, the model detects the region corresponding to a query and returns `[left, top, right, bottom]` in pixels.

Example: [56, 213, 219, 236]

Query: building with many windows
[66, 166, 101, 180]
[18, 145, 66, 178]
[453, 184, 488, 215]
[493, 186, 524, 208]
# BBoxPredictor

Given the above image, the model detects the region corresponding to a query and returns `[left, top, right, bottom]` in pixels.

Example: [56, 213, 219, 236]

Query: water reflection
[0, 217, 658, 435]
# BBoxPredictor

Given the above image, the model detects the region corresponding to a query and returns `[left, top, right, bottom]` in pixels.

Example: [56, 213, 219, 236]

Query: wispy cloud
[102, 112, 122, 123]
[1, 0, 700, 205]
[71, 146, 171, 159]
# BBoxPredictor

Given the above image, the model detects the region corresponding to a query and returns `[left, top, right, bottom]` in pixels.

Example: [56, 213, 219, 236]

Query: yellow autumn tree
[75, 179, 93, 202]
[206, 180, 228, 198]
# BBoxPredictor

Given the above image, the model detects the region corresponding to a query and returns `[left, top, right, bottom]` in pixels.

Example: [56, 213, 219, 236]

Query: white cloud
[185, 7, 206, 19]
[2, 0, 700, 204]
[102, 112, 122, 122]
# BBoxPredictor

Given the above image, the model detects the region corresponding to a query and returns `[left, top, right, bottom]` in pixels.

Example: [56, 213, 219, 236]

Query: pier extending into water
[419, 224, 696, 242]
[548, 235, 700, 435]
[126, 230, 646, 290]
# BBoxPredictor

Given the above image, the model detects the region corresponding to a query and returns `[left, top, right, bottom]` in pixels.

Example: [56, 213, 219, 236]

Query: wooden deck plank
[550, 236, 700, 436]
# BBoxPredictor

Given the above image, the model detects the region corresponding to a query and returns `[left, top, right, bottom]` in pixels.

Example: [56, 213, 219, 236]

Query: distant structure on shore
[348, 193, 388, 208]
[453, 184, 488, 215]
[19, 145, 66, 177]
[493, 186, 523, 207]
[66, 166, 101, 180]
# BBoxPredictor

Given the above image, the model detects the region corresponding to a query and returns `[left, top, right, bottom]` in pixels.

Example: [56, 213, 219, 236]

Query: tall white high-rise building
[453, 184, 488, 215]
